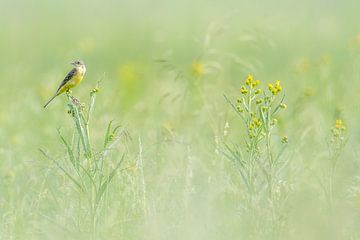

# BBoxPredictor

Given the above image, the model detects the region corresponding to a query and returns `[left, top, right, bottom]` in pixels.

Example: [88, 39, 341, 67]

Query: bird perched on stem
[43, 60, 86, 108]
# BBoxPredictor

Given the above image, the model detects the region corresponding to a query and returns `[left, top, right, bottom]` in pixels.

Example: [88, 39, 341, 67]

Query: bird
[43, 60, 86, 108]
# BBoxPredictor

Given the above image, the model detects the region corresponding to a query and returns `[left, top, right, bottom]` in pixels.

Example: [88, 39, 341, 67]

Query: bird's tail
[43, 94, 58, 108]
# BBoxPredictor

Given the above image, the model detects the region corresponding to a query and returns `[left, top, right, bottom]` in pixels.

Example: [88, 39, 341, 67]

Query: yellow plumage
[57, 71, 84, 94]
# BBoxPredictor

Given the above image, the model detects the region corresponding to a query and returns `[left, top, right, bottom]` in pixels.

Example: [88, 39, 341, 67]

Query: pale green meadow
[1, 0, 360, 239]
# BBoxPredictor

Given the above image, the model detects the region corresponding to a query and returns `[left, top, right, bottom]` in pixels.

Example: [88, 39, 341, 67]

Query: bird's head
[71, 60, 86, 73]
[71, 60, 85, 67]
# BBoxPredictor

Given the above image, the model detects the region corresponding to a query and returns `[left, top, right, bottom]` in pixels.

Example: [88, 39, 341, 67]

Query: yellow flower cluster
[331, 119, 346, 139]
[234, 73, 288, 145]
[240, 74, 261, 94]
[268, 80, 282, 95]
[192, 61, 204, 77]
[281, 136, 288, 143]
[240, 85, 248, 94]
[335, 119, 345, 130]
[249, 117, 262, 130]
[253, 117, 261, 127]
[245, 74, 260, 88]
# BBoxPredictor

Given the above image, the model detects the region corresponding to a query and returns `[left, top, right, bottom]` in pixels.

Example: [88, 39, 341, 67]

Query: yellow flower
[335, 119, 345, 130]
[321, 54, 332, 65]
[10, 135, 22, 145]
[268, 80, 282, 95]
[275, 80, 281, 88]
[304, 88, 314, 97]
[281, 136, 288, 143]
[192, 61, 204, 77]
[240, 86, 248, 94]
[246, 74, 253, 86]
[268, 83, 274, 91]
[253, 117, 261, 127]
[294, 58, 309, 74]
[119, 64, 137, 83]
[4, 170, 15, 180]
[275, 80, 282, 92]
[248, 116, 262, 129]
[245, 74, 260, 89]
[252, 79, 260, 88]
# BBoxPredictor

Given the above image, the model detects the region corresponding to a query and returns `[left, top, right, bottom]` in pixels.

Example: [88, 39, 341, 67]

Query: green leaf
[39, 149, 85, 193]
[58, 129, 78, 170]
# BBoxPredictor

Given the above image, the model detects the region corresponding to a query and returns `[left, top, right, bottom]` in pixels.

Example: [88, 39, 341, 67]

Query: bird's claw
[70, 96, 81, 106]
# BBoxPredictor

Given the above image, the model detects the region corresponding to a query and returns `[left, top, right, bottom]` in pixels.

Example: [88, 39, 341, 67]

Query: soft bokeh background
[1, 0, 360, 239]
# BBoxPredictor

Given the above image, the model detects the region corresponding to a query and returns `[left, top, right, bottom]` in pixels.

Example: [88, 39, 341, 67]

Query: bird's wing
[56, 68, 77, 93]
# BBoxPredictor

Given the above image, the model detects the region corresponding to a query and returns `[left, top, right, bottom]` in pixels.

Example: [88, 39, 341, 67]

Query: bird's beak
[70, 61, 75, 66]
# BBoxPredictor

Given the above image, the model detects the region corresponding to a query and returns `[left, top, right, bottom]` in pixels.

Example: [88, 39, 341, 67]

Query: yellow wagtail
[43, 60, 86, 108]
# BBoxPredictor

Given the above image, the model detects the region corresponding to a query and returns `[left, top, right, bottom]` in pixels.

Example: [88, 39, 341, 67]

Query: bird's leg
[65, 89, 73, 99]
[71, 97, 82, 107]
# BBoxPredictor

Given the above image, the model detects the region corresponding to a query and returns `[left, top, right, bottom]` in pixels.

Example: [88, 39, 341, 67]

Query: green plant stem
[266, 131, 274, 199]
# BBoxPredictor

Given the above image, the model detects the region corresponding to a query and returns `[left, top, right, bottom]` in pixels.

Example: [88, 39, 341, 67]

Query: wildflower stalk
[324, 120, 346, 207]
[224, 74, 289, 236]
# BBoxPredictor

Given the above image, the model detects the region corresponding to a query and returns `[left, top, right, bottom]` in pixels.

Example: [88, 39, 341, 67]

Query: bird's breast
[66, 71, 83, 87]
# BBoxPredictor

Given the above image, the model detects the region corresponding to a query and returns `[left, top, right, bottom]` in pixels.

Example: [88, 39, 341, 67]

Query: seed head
[256, 99, 263, 104]
[236, 105, 243, 113]
[91, 87, 100, 94]
[271, 119, 278, 126]
[280, 103, 287, 109]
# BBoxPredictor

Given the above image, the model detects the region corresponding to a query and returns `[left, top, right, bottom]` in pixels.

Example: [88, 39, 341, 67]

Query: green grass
[1, 0, 360, 239]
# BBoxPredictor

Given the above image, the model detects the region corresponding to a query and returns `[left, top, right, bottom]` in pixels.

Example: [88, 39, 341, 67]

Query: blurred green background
[1, 0, 360, 239]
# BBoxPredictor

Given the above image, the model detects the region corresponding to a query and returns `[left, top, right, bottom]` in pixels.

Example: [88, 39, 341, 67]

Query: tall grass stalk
[138, 137, 147, 215]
